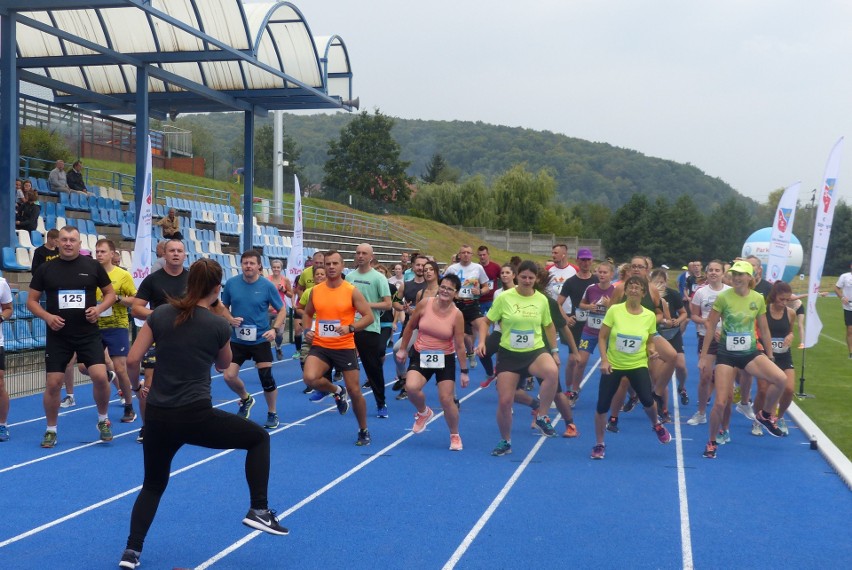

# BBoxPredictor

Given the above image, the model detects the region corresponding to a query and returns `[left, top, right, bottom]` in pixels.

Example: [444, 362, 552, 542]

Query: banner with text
[805, 137, 844, 348]
[287, 174, 305, 287]
[766, 181, 800, 283]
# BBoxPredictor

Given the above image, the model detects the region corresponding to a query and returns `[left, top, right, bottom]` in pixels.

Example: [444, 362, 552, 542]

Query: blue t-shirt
[222, 275, 283, 344]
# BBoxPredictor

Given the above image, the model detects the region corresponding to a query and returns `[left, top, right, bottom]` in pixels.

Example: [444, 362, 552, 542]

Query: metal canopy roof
[7, 0, 355, 116]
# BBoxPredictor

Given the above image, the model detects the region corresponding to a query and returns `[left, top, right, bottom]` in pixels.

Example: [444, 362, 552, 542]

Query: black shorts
[715, 350, 760, 370]
[142, 344, 157, 370]
[407, 349, 456, 383]
[455, 300, 483, 335]
[0, 347, 5, 370]
[307, 345, 360, 372]
[45, 332, 105, 373]
[231, 341, 274, 366]
[495, 347, 546, 377]
[772, 350, 794, 370]
[697, 334, 719, 356]
[845, 309, 852, 327]
[664, 330, 684, 354]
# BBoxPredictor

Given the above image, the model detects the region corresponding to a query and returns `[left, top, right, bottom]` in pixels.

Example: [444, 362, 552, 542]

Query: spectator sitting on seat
[66, 160, 89, 195]
[14, 179, 24, 204]
[155, 208, 183, 240]
[15, 189, 40, 233]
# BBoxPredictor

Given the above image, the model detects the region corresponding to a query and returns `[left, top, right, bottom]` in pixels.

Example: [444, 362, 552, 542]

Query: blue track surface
[1, 328, 850, 569]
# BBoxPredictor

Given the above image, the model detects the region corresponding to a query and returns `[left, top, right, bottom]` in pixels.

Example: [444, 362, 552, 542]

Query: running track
[1, 327, 850, 569]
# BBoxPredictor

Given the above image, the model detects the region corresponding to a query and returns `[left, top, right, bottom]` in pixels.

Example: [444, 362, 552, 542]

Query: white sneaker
[751, 421, 764, 436]
[686, 411, 706, 425]
[735, 403, 756, 421]
[60, 395, 76, 408]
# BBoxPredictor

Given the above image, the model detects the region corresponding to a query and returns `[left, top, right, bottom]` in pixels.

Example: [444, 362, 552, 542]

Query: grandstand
[3, 160, 420, 397]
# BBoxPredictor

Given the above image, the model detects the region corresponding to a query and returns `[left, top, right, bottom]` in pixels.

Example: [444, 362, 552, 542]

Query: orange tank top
[414, 298, 459, 355]
[310, 280, 357, 350]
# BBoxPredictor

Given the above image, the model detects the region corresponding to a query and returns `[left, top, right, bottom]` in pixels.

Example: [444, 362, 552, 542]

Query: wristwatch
[348, 324, 355, 333]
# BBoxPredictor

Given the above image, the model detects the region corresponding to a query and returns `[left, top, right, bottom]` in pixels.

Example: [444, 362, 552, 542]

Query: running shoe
[136, 426, 144, 444]
[606, 416, 619, 433]
[356, 429, 371, 446]
[238, 395, 255, 419]
[118, 549, 141, 569]
[562, 423, 579, 438]
[686, 411, 706, 425]
[302, 386, 314, 394]
[491, 439, 512, 456]
[449, 433, 463, 451]
[391, 376, 406, 391]
[59, 395, 76, 408]
[732, 385, 741, 403]
[703, 441, 717, 459]
[621, 396, 639, 413]
[659, 411, 673, 424]
[751, 421, 764, 437]
[98, 419, 113, 442]
[275, 347, 283, 360]
[590, 443, 606, 460]
[679, 390, 689, 406]
[777, 417, 789, 436]
[376, 405, 388, 419]
[653, 423, 672, 444]
[467, 353, 477, 368]
[533, 415, 557, 437]
[0, 425, 9, 442]
[361, 380, 371, 389]
[264, 412, 280, 429]
[567, 391, 579, 408]
[715, 429, 731, 445]
[395, 389, 408, 400]
[480, 375, 496, 388]
[334, 388, 350, 415]
[242, 508, 289, 535]
[309, 390, 329, 402]
[41, 431, 57, 448]
[412, 406, 434, 434]
[755, 409, 785, 437]
[121, 405, 137, 423]
[735, 402, 756, 420]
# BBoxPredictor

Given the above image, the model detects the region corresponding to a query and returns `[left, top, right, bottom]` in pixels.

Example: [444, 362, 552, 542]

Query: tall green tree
[666, 195, 705, 265]
[421, 152, 460, 184]
[603, 194, 651, 261]
[491, 165, 557, 231]
[409, 177, 493, 227]
[701, 197, 755, 261]
[825, 201, 852, 275]
[323, 109, 413, 202]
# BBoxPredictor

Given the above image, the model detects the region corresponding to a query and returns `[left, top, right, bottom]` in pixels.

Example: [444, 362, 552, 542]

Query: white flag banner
[804, 137, 844, 348]
[129, 135, 154, 326]
[766, 182, 800, 283]
[286, 174, 305, 287]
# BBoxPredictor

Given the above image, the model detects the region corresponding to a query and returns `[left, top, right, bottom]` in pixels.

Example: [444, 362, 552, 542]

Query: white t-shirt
[445, 262, 489, 300]
[547, 264, 577, 302]
[837, 272, 852, 311]
[0, 278, 13, 348]
[691, 283, 730, 336]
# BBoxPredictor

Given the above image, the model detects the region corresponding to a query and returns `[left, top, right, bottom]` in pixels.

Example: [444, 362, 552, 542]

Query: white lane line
[441, 413, 562, 570]
[818, 332, 847, 346]
[194, 390, 481, 569]
[672, 378, 694, 570]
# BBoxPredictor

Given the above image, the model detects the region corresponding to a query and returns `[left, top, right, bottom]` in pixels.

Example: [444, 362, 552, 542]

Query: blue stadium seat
[44, 201, 56, 218]
[30, 230, 44, 248]
[88, 195, 98, 210]
[86, 219, 97, 235]
[14, 290, 35, 319]
[59, 192, 71, 209]
[91, 208, 105, 225]
[1, 321, 21, 352]
[2, 247, 28, 271]
[55, 203, 66, 217]
[31, 318, 46, 348]
[13, 319, 36, 350]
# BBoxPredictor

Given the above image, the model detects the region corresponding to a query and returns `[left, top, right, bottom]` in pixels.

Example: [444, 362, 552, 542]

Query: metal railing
[155, 180, 232, 208]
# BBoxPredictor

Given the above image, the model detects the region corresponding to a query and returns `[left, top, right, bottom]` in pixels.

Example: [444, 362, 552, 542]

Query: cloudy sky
[282, 0, 852, 206]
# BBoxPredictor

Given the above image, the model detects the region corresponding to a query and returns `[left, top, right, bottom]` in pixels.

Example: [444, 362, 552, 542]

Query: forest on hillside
[175, 112, 751, 213]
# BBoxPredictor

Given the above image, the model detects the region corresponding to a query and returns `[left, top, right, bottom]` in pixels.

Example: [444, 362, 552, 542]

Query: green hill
[177, 112, 752, 212]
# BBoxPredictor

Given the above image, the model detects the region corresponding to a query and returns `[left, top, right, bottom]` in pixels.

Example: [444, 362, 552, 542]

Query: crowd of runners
[1, 228, 849, 569]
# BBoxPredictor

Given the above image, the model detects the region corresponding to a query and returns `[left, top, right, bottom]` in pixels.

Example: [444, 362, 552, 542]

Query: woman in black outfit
[15, 189, 40, 233]
[119, 259, 286, 570]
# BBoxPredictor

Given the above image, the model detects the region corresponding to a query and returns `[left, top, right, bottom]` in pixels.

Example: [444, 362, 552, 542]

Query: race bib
[58, 290, 85, 310]
[725, 333, 751, 352]
[575, 309, 588, 322]
[587, 313, 604, 330]
[615, 333, 642, 354]
[236, 325, 257, 342]
[100, 305, 113, 317]
[458, 286, 474, 299]
[419, 351, 445, 369]
[318, 319, 341, 337]
[510, 329, 535, 350]
[771, 337, 789, 353]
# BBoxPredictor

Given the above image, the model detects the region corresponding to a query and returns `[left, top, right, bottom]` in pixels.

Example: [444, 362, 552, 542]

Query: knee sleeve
[258, 368, 276, 392]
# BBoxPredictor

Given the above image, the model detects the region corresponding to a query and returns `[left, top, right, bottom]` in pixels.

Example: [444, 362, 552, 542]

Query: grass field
[790, 295, 851, 459]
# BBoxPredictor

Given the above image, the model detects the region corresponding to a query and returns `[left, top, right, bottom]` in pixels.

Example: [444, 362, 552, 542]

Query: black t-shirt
[29, 255, 111, 337]
[753, 279, 772, 300]
[31, 245, 60, 272]
[381, 283, 398, 324]
[403, 279, 427, 306]
[146, 304, 231, 408]
[560, 274, 598, 317]
[136, 268, 189, 310]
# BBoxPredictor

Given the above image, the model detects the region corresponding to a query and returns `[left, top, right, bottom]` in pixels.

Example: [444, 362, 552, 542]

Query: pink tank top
[414, 298, 459, 354]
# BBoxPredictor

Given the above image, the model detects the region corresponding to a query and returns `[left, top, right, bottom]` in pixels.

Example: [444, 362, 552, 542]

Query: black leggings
[126, 400, 271, 552]
[478, 331, 502, 376]
[354, 330, 386, 407]
[596, 367, 654, 415]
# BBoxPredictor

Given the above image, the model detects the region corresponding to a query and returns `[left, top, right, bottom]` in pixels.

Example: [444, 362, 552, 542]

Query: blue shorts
[578, 333, 599, 354]
[101, 327, 130, 357]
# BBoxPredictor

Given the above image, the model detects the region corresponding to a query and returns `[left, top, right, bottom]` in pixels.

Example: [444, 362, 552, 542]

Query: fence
[454, 227, 604, 259]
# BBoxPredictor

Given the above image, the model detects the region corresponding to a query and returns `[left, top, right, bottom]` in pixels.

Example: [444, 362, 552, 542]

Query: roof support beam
[19, 70, 135, 114]
[18, 49, 252, 68]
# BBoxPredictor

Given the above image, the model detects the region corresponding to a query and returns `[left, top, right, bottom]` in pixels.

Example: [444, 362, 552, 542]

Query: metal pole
[272, 110, 283, 219]
[796, 345, 814, 399]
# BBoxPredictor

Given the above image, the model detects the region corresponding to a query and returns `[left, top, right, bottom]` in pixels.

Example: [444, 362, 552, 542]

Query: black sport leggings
[126, 400, 271, 552]
[596, 367, 654, 415]
[478, 331, 502, 376]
